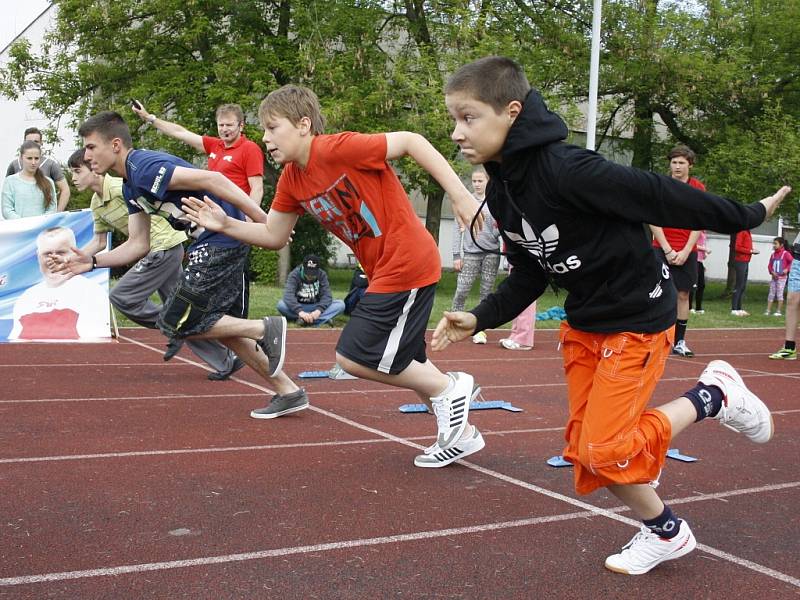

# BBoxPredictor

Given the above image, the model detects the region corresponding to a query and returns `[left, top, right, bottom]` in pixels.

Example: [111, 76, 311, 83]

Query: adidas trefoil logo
[504, 222, 581, 274]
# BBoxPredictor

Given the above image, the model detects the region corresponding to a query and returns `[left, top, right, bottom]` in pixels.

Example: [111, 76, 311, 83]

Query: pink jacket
[768, 248, 793, 277]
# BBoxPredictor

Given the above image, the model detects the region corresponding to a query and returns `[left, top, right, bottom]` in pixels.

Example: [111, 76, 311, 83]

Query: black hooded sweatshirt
[470, 89, 766, 334]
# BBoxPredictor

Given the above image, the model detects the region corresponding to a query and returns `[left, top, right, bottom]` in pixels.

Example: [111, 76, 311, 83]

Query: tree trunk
[723, 233, 736, 296]
[630, 93, 654, 170]
[278, 245, 291, 287]
[425, 185, 444, 245]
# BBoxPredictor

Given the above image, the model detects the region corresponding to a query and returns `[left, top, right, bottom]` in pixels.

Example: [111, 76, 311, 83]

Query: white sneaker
[414, 425, 485, 468]
[472, 331, 487, 344]
[605, 520, 696, 575]
[672, 340, 694, 357]
[422, 385, 482, 454]
[764, 310, 771, 316]
[431, 372, 473, 449]
[774, 312, 782, 317]
[694, 309, 705, 315]
[698, 360, 774, 443]
[500, 338, 532, 351]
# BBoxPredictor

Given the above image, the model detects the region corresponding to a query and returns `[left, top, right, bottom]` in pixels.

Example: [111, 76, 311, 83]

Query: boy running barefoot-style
[433, 56, 791, 574]
[183, 85, 485, 467]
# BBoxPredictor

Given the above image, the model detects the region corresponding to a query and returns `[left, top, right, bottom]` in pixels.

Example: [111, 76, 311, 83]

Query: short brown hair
[67, 148, 91, 170]
[78, 111, 133, 148]
[667, 145, 696, 165]
[24, 127, 42, 140]
[259, 85, 325, 135]
[216, 103, 245, 124]
[445, 56, 531, 113]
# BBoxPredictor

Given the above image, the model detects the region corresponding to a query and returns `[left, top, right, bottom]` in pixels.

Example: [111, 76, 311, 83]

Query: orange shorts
[559, 322, 674, 495]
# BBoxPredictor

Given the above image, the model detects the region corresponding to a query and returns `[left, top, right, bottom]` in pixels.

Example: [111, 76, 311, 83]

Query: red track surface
[1, 327, 798, 599]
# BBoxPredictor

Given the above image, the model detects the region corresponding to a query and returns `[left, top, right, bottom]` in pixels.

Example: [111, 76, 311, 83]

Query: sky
[0, 2, 52, 55]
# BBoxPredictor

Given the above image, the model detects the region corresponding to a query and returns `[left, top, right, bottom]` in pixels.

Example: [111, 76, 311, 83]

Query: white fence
[332, 217, 781, 284]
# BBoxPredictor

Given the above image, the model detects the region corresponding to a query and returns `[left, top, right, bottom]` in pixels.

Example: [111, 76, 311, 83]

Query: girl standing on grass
[766, 236, 793, 316]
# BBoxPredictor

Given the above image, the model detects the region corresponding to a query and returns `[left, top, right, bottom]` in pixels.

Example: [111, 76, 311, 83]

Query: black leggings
[689, 262, 706, 310]
[731, 261, 749, 311]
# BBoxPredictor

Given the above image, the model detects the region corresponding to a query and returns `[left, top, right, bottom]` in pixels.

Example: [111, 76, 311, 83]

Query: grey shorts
[157, 243, 249, 338]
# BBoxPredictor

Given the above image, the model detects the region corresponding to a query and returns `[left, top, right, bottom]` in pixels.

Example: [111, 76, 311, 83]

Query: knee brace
[159, 286, 210, 335]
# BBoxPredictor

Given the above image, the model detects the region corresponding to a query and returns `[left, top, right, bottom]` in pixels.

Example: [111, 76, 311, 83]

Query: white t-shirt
[9, 275, 110, 340]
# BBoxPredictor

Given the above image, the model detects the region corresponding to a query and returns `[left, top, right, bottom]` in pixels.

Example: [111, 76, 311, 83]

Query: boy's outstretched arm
[169, 167, 268, 224]
[182, 195, 296, 249]
[385, 132, 482, 233]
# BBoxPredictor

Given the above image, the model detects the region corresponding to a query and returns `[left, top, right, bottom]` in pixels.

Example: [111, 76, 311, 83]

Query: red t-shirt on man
[652, 176, 706, 252]
[271, 132, 440, 293]
[202, 134, 264, 194]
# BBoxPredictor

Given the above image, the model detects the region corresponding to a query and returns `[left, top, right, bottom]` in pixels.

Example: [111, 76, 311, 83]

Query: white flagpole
[586, 0, 602, 151]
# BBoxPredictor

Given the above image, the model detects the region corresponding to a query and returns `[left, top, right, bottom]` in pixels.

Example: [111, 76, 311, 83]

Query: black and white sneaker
[431, 372, 473, 449]
[414, 426, 485, 468]
[250, 389, 309, 419]
[255, 316, 287, 377]
[672, 340, 694, 357]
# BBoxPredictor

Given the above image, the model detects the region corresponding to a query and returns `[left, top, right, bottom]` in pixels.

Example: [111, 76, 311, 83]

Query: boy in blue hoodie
[433, 56, 791, 575]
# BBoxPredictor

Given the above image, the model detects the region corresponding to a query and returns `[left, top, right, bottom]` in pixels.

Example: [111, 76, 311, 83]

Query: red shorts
[559, 323, 674, 495]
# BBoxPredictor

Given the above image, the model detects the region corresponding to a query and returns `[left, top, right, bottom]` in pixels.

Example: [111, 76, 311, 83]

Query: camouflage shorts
[157, 243, 250, 338]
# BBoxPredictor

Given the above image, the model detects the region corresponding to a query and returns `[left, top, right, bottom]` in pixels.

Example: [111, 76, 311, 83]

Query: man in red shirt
[650, 145, 704, 357]
[132, 102, 265, 377]
[132, 102, 264, 205]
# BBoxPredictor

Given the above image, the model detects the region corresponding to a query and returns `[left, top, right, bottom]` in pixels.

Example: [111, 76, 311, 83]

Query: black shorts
[658, 249, 698, 292]
[336, 284, 436, 375]
[157, 244, 249, 338]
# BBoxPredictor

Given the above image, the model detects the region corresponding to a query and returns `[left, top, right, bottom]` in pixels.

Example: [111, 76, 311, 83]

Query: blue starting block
[299, 365, 359, 380]
[547, 448, 697, 468]
[299, 370, 330, 379]
[399, 400, 522, 413]
[546, 455, 572, 468]
[666, 448, 698, 462]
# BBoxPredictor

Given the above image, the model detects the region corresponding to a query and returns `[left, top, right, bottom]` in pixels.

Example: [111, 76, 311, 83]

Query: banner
[0, 210, 111, 342]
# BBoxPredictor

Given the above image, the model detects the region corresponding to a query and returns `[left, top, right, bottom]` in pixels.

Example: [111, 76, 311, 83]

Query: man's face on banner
[37, 231, 76, 287]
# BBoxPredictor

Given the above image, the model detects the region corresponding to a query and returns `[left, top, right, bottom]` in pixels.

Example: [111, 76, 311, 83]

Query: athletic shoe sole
[250, 402, 309, 419]
[414, 429, 485, 468]
[701, 359, 774, 443]
[768, 351, 797, 360]
[257, 316, 287, 377]
[605, 529, 697, 575]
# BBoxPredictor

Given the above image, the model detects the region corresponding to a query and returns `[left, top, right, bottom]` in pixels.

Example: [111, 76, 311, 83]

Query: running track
[1, 327, 798, 599]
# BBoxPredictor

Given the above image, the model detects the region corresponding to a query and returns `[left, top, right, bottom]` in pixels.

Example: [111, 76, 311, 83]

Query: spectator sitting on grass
[278, 255, 344, 326]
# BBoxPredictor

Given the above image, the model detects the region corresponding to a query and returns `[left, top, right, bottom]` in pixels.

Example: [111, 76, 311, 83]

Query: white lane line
[3, 367, 797, 404]
[667, 481, 800, 505]
[0, 511, 595, 586]
[0, 427, 566, 464]
[0, 393, 264, 404]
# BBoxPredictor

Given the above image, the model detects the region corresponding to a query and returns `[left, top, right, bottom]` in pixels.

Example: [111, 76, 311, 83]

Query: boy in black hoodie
[433, 56, 791, 575]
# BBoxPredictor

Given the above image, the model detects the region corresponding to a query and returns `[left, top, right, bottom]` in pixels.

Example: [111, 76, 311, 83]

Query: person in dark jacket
[277, 254, 345, 326]
[433, 56, 791, 576]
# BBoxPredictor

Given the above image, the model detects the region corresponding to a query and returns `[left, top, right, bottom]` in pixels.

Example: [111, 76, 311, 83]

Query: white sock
[431, 373, 456, 400]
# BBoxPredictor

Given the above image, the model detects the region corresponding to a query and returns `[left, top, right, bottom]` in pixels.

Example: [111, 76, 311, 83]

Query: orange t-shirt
[271, 132, 441, 293]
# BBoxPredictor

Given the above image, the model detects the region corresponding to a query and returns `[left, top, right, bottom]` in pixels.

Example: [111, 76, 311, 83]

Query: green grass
[114, 269, 781, 330]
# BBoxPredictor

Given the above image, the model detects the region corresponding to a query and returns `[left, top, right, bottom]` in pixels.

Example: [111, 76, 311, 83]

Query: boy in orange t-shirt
[183, 84, 485, 467]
